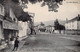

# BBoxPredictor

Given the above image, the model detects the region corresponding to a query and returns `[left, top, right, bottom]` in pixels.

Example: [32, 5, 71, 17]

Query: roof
[66, 14, 80, 23]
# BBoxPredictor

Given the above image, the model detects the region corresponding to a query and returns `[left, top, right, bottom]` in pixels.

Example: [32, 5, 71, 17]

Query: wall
[54, 30, 59, 33]
[65, 21, 77, 30]
[18, 21, 28, 37]
[65, 20, 80, 35]
[65, 30, 80, 35]
[72, 21, 77, 29]
[77, 21, 80, 30]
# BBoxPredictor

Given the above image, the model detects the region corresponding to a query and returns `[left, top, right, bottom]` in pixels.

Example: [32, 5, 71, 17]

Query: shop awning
[3, 20, 22, 30]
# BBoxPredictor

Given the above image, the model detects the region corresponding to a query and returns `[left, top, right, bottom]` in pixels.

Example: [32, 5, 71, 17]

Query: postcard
[0, 0, 80, 52]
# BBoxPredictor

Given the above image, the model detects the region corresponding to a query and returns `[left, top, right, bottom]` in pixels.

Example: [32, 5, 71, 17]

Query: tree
[0, 0, 64, 21]
[39, 22, 46, 32]
[0, 0, 64, 12]
[54, 19, 59, 30]
[0, 0, 32, 22]
[54, 19, 65, 33]
[18, 12, 32, 22]
[40, 22, 45, 26]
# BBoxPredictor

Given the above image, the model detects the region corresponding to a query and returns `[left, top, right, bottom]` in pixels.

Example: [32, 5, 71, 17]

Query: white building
[65, 14, 80, 34]
[0, 4, 22, 49]
[0, 4, 20, 40]
[38, 24, 46, 32]
[46, 25, 54, 33]
[18, 21, 28, 38]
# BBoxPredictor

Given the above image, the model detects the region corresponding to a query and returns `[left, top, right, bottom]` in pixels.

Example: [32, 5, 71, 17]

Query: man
[12, 38, 19, 51]
[30, 27, 36, 35]
[28, 20, 34, 35]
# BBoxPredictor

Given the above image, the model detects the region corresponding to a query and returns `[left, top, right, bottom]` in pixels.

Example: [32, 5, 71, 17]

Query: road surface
[19, 32, 80, 52]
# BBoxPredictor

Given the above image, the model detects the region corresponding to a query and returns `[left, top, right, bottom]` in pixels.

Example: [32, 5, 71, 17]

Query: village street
[1, 32, 80, 52]
[17, 32, 80, 52]
[0, 0, 80, 52]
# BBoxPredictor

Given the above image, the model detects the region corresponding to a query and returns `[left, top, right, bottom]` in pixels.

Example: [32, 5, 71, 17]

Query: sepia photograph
[0, 0, 80, 52]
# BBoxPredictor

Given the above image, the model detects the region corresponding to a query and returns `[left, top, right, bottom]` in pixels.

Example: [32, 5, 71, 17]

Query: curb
[60, 36, 80, 42]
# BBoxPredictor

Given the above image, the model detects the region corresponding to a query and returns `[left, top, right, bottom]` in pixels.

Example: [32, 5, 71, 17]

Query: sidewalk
[4, 41, 25, 52]
[0, 36, 28, 52]
[19, 36, 28, 41]
[0, 40, 26, 52]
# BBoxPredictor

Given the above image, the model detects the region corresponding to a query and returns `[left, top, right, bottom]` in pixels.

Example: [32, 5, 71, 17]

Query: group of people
[7, 37, 19, 51]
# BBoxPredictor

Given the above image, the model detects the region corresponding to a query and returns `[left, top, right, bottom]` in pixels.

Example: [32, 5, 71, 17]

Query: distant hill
[58, 20, 66, 25]
[34, 20, 66, 26]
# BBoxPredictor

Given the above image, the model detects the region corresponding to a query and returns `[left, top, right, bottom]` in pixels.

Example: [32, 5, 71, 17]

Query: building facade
[0, 4, 4, 40]
[38, 24, 46, 32]
[18, 21, 28, 37]
[3, 8, 19, 40]
[3, 8, 21, 41]
[0, 4, 22, 46]
[46, 25, 54, 33]
[65, 14, 80, 35]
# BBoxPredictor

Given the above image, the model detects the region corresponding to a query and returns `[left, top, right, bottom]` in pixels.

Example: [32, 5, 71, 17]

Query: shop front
[3, 20, 20, 41]
[0, 16, 7, 50]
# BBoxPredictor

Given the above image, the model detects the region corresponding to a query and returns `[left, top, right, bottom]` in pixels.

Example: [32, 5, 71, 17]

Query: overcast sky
[24, 0, 80, 23]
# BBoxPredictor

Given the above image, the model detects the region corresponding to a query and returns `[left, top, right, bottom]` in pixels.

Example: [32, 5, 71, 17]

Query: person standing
[12, 38, 19, 51]
[28, 20, 34, 35]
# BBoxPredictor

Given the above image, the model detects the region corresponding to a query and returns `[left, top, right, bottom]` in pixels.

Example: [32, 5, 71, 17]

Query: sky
[24, 0, 80, 23]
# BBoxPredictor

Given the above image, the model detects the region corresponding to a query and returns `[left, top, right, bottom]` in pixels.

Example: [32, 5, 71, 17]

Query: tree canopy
[22, 0, 64, 12]
[0, 0, 64, 21]
[0, 0, 64, 12]
[18, 12, 32, 22]
[0, 0, 33, 22]
[54, 19, 65, 30]
[40, 22, 45, 26]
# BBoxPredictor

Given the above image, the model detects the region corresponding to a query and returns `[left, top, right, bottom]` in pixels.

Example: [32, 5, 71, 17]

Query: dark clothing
[30, 28, 33, 34]
[10, 38, 13, 41]
[14, 40, 19, 47]
[13, 46, 18, 51]
[12, 39, 19, 51]
[30, 28, 36, 35]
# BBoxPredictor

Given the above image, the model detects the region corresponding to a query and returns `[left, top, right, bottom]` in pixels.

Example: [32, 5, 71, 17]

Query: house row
[0, 4, 20, 40]
[45, 14, 80, 34]
[44, 14, 80, 34]
[0, 3, 33, 48]
[65, 14, 80, 35]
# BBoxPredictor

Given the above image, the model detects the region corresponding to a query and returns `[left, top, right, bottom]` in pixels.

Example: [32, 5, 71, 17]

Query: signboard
[3, 20, 21, 30]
